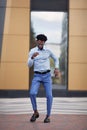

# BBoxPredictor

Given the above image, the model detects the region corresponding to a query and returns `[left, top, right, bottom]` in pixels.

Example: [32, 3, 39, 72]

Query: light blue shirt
[28, 46, 59, 72]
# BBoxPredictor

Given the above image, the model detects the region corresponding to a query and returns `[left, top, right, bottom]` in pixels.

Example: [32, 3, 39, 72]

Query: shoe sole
[30, 115, 39, 122]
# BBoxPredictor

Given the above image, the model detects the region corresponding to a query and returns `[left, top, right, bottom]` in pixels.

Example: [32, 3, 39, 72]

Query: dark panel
[0, 90, 29, 98]
[0, 0, 7, 7]
[38, 90, 87, 97]
[0, 8, 6, 34]
[0, 0, 7, 60]
[30, 0, 68, 11]
[0, 90, 87, 98]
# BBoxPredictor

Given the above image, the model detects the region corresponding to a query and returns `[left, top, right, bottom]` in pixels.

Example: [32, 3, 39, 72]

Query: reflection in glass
[30, 11, 68, 90]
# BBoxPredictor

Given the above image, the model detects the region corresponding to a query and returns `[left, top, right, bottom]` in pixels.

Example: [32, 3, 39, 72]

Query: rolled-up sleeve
[27, 52, 34, 67]
[50, 51, 59, 69]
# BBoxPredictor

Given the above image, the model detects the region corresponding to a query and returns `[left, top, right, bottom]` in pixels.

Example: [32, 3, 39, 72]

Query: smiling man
[28, 34, 59, 123]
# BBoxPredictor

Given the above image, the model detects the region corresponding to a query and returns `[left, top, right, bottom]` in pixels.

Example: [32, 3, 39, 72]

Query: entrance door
[29, 0, 68, 97]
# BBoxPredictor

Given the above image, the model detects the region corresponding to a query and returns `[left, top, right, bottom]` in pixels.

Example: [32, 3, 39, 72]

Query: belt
[34, 70, 50, 74]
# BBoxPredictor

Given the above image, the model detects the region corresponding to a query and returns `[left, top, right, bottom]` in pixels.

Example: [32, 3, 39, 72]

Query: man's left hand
[54, 68, 59, 77]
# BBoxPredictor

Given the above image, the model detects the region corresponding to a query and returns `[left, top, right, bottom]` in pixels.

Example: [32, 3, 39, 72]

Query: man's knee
[30, 90, 37, 96]
[46, 94, 53, 99]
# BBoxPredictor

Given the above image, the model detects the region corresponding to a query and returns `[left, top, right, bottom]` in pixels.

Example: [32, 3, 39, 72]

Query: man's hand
[31, 52, 39, 59]
[54, 68, 59, 77]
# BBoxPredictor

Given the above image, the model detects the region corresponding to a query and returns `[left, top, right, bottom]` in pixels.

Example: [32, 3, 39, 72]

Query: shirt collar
[36, 45, 46, 51]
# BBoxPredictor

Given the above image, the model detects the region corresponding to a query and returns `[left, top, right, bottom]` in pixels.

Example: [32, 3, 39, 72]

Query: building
[0, 0, 87, 97]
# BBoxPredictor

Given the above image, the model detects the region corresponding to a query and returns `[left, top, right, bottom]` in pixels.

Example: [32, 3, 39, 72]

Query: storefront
[0, 0, 87, 97]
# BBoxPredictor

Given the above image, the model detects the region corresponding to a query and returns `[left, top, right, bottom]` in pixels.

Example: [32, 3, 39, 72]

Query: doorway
[30, 0, 68, 96]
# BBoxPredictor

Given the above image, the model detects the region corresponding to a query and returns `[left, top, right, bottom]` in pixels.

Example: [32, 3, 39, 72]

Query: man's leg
[29, 74, 40, 122]
[42, 72, 53, 123]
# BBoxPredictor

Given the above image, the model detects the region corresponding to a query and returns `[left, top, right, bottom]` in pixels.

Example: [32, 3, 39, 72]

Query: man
[27, 34, 59, 123]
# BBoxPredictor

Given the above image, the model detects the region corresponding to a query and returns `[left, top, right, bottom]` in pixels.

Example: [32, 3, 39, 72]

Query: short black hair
[36, 34, 47, 42]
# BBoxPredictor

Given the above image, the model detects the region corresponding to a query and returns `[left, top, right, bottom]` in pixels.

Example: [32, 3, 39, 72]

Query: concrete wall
[69, 0, 87, 90]
[0, 0, 87, 93]
[0, 0, 30, 90]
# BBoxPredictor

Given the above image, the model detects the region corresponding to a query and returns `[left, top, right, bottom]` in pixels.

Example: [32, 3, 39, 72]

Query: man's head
[36, 34, 47, 50]
[36, 34, 47, 42]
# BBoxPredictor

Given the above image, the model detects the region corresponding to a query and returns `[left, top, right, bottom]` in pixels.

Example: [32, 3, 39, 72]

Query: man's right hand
[31, 52, 39, 59]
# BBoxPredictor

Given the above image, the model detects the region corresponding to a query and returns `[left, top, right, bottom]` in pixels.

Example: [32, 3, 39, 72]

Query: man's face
[36, 40, 45, 50]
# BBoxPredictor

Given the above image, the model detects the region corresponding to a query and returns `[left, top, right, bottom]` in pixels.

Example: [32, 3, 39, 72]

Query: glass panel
[30, 11, 68, 90]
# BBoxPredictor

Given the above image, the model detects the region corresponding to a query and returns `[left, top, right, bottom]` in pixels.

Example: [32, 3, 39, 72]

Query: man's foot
[30, 112, 39, 122]
[44, 115, 50, 123]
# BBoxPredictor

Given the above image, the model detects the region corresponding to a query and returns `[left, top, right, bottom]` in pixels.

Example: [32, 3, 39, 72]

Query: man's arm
[27, 51, 34, 67]
[27, 50, 39, 67]
[50, 50, 59, 77]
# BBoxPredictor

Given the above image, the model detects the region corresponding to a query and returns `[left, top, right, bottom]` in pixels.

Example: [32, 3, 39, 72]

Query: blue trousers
[30, 72, 53, 116]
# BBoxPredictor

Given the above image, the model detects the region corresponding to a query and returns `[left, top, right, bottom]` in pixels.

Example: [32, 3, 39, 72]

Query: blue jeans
[30, 72, 53, 116]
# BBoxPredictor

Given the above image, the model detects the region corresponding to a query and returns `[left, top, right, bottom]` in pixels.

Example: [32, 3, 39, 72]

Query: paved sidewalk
[0, 98, 87, 130]
[0, 114, 87, 130]
[0, 98, 87, 114]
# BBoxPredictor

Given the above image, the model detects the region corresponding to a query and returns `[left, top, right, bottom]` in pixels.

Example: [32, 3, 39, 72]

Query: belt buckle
[41, 71, 45, 74]
[42, 70, 50, 74]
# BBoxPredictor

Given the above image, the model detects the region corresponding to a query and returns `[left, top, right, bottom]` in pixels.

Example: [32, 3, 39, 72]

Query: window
[30, 0, 68, 91]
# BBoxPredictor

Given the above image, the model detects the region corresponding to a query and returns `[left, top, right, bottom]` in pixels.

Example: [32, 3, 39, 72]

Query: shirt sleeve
[27, 51, 34, 67]
[49, 50, 59, 69]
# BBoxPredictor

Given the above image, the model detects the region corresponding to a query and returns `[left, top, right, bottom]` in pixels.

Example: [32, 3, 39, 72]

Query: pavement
[0, 98, 87, 130]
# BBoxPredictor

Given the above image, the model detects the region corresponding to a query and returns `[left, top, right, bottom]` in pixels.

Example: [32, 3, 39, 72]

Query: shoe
[30, 112, 39, 122]
[44, 116, 50, 123]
